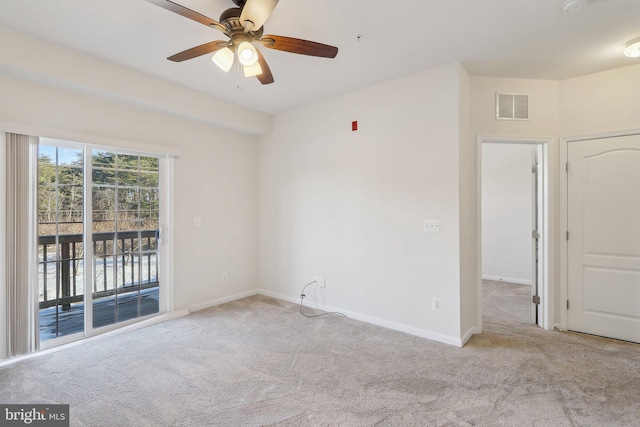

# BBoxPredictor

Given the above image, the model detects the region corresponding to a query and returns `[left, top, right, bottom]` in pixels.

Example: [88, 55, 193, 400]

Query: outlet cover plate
[424, 220, 440, 232]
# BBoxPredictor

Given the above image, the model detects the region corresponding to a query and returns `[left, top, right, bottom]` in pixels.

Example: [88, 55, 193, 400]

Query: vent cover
[496, 93, 529, 120]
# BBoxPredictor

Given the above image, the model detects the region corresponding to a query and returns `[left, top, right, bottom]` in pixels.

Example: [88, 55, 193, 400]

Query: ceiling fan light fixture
[238, 41, 258, 66]
[212, 47, 235, 72]
[243, 62, 263, 77]
[624, 39, 640, 58]
[239, 0, 279, 31]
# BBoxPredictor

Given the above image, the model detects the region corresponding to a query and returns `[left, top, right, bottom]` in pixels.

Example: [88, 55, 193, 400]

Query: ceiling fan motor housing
[219, 6, 263, 36]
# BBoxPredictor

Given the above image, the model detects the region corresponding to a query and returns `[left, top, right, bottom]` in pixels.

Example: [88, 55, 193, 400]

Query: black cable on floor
[299, 280, 346, 318]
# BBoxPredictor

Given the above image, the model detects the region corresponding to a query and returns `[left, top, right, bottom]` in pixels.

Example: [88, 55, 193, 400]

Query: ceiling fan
[146, 0, 339, 85]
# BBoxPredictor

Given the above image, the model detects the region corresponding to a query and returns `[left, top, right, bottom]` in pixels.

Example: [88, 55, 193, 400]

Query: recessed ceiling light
[624, 39, 640, 58]
[561, 0, 588, 14]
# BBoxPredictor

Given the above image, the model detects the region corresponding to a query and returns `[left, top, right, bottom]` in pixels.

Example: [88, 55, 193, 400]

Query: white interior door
[567, 134, 640, 343]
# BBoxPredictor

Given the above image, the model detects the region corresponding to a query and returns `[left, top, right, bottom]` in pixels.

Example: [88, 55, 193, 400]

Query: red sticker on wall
[352, 121, 358, 131]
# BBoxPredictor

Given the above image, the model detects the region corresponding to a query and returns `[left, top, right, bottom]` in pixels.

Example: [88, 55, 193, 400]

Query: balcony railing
[38, 230, 159, 310]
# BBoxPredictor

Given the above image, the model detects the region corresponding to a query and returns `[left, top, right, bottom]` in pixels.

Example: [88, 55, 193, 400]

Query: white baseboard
[460, 326, 477, 346]
[187, 289, 260, 313]
[482, 275, 532, 286]
[258, 289, 300, 305]
[258, 290, 465, 347]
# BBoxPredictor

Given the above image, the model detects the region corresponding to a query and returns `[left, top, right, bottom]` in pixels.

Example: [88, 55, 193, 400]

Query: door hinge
[532, 295, 541, 305]
[532, 164, 540, 173]
[532, 230, 540, 239]
[566, 162, 569, 173]
[566, 300, 570, 309]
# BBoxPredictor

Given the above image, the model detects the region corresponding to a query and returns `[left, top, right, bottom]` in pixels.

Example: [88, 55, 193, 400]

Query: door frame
[559, 128, 640, 331]
[477, 135, 552, 331]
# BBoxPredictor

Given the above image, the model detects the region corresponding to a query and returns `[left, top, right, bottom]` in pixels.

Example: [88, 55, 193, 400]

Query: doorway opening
[478, 136, 550, 330]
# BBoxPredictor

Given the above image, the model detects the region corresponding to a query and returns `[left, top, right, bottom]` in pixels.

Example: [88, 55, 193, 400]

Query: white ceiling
[0, 0, 639, 115]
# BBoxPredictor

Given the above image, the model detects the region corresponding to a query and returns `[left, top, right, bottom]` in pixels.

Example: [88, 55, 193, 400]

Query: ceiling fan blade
[146, 0, 228, 34]
[239, 0, 279, 31]
[167, 41, 228, 62]
[255, 49, 274, 85]
[260, 35, 338, 58]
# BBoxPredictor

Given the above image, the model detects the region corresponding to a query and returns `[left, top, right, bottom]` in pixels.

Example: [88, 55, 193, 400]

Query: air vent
[496, 93, 529, 120]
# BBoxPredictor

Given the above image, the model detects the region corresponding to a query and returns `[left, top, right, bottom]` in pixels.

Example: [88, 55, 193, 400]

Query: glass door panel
[38, 145, 85, 341]
[91, 150, 160, 330]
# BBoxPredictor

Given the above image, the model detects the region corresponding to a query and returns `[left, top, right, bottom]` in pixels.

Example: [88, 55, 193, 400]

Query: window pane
[58, 166, 83, 185]
[117, 170, 138, 187]
[93, 167, 115, 185]
[92, 150, 116, 168]
[117, 154, 139, 170]
[140, 189, 158, 219]
[58, 148, 83, 167]
[38, 149, 56, 185]
[139, 171, 158, 188]
[140, 156, 159, 172]
[38, 188, 57, 237]
[58, 186, 84, 230]
[93, 186, 116, 223]
[117, 188, 139, 220]
[92, 150, 116, 185]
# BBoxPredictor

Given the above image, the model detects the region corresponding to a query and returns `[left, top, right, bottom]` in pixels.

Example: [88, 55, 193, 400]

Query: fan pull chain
[236, 60, 243, 92]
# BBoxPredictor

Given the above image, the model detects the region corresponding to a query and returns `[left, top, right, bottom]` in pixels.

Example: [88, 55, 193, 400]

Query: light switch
[194, 217, 201, 227]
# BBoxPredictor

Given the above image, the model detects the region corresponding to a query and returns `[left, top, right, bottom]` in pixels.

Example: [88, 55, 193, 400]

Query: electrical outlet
[432, 297, 442, 311]
[319, 276, 326, 288]
[221, 272, 228, 282]
[424, 220, 440, 232]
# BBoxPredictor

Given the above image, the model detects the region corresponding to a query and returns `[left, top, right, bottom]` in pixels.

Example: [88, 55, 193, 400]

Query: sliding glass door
[37, 140, 164, 344]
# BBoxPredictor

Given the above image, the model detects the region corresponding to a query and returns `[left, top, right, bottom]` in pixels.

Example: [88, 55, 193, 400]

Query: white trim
[0, 132, 6, 359]
[259, 290, 464, 347]
[563, 128, 640, 143]
[187, 289, 259, 313]
[0, 120, 181, 157]
[83, 146, 94, 341]
[477, 135, 554, 332]
[1, 309, 189, 368]
[560, 137, 569, 332]
[475, 137, 483, 333]
[460, 326, 477, 346]
[161, 156, 175, 313]
[481, 275, 532, 286]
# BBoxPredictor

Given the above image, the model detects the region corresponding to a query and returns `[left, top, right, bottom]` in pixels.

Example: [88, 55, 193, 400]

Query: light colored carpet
[482, 279, 532, 323]
[1, 283, 639, 426]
